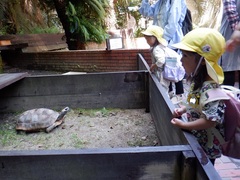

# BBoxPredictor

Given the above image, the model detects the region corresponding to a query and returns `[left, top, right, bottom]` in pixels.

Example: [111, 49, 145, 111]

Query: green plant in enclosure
[71, 133, 86, 148]
[0, 123, 17, 146]
[76, 107, 117, 117]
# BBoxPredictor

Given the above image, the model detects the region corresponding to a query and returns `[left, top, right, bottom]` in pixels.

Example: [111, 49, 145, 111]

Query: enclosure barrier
[0, 54, 222, 179]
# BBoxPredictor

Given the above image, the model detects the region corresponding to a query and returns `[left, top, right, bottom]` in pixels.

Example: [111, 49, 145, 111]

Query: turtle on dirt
[16, 107, 70, 133]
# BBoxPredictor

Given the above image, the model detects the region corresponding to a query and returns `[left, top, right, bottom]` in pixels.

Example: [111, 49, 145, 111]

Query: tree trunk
[53, 0, 86, 50]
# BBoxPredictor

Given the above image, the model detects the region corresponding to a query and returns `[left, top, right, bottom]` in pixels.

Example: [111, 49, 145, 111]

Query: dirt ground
[0, 66, 159, 151]
[0, 108, 159, 150]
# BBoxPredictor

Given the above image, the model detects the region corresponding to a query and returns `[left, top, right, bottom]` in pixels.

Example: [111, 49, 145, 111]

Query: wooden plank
[183, 132, 222, 179]
[0, 43, 28, 51]
[0, 73, 28, 90]
[138, 54, 150, 112]
[0, 146, 191, 179]
[181, 151, 198, 180]
[138, 53, 187, 144]
[138, 53, 150, 72]
[1, 92, 145, 112]
[0, 71, 147, 112]
[0, 34, 66, 52]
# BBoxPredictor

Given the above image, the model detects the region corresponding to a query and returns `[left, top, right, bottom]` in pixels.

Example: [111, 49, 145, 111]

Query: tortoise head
[56, 107, 70, 121]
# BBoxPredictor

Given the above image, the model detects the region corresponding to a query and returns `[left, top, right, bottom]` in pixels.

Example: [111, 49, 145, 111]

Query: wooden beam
[0, 43, 28, 51]
[0, 71, 147, 112]
[0, 146, 191, 179]
[0, 73, 28, 90]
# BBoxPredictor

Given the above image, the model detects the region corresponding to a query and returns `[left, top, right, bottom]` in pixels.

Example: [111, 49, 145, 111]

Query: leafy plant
[114, 0, 143, 37]
[0, 0, 62, 35]
[65, 0, 109, 44]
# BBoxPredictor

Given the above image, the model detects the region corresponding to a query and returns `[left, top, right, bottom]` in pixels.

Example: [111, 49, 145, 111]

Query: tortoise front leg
[46, 120, 63, 133]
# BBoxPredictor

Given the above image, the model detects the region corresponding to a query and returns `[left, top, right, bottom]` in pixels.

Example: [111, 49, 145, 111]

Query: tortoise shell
[16, 107, 69, 133]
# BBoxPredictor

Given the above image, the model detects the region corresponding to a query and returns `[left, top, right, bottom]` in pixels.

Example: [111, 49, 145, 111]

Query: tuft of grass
[70, 134, 86, 148]
[127, 139, 144, 147]
[76, 107, 119, 117]
[0, 124, 18, 146]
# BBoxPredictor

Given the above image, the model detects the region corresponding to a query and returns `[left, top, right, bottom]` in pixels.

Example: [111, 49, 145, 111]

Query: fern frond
[87, 0, 105, 19]
[69, 2, 77, 16]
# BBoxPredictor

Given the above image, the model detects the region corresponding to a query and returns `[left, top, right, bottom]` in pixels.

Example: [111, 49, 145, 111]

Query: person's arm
[172, 97, 225, 131]
[223, 0, 239, 30]
[153, 46, 165, 68]
[139, 0, 155, 18]
[171, 117, 217, 131]
[226, 22, 240, 51]
[163, 0, 186, 41]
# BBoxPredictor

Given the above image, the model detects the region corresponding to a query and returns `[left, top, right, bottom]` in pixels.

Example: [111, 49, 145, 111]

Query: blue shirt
[139, 0, 187, 47]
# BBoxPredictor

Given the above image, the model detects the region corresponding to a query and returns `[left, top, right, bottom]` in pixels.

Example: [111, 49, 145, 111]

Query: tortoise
[16, 107, 70, 133]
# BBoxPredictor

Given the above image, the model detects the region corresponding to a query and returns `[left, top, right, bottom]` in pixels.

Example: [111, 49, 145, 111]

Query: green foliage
[127, 139, 144, 147]
[65, 0, 109, 43]
[30, 26, 60, 34]
[134, 26, 145, 38]
[114, 0, 143, 37]
[70, 134, 85, 148]
[66, 2, 81, 33]
[76, 107, 119, 117]
[0, 26, 8, 35]
[0, 0, 62, 35]
[0, 123, 17, 146]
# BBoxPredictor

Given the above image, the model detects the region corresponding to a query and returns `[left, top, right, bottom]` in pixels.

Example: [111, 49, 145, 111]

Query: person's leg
[168, 82, 175, 98]
[238, 71, 240, 89]
[170, 80, 184, 104]
[169, 82, 173, 92]
[175, 80, 184, 95]
[209, 158, 215, 165]
[223, 71, 235, 86]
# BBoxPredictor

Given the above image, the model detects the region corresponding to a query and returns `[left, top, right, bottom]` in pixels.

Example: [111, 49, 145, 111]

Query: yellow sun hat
[171, 28, 225, 84]
[142, 25, 168, 46]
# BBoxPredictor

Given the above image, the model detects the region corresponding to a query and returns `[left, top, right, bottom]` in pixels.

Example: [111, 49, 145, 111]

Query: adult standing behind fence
[219, 0, 240, 88]
[226, 22, 240, 51]
[139, 0, 187, 103]
[139, 0, 187, 46]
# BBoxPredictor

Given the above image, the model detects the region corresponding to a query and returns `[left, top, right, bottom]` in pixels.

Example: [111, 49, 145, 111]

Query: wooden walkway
[0, 43, 28, 51]
[0, 73, 28, 90]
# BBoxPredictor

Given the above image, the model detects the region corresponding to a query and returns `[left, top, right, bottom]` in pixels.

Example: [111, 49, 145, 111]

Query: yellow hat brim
[142, 26, 168, 46]
[205, 60, 224, 84]
[171, 42, 195, 52]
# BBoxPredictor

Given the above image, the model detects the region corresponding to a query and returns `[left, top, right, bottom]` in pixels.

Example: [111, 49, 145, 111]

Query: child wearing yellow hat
[142, 25, 184, 93]
[170, 28, 227, 165]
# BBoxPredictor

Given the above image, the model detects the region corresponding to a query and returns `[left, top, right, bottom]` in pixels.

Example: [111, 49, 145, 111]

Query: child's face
[144, 35, 157, 47]
[181, 50, 199, 76]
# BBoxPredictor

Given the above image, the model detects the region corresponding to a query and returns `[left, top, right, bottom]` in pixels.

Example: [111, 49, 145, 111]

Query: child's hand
[226, 39, 239, 52]
[150, 64, 157, 73]
[226, 30, 240, 51]
[171, 118, 184, 128]
[172, 107, 186, 118]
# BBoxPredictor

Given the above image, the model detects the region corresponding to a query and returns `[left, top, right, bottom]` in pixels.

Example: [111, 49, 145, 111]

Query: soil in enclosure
[0, 108, 160, 150]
